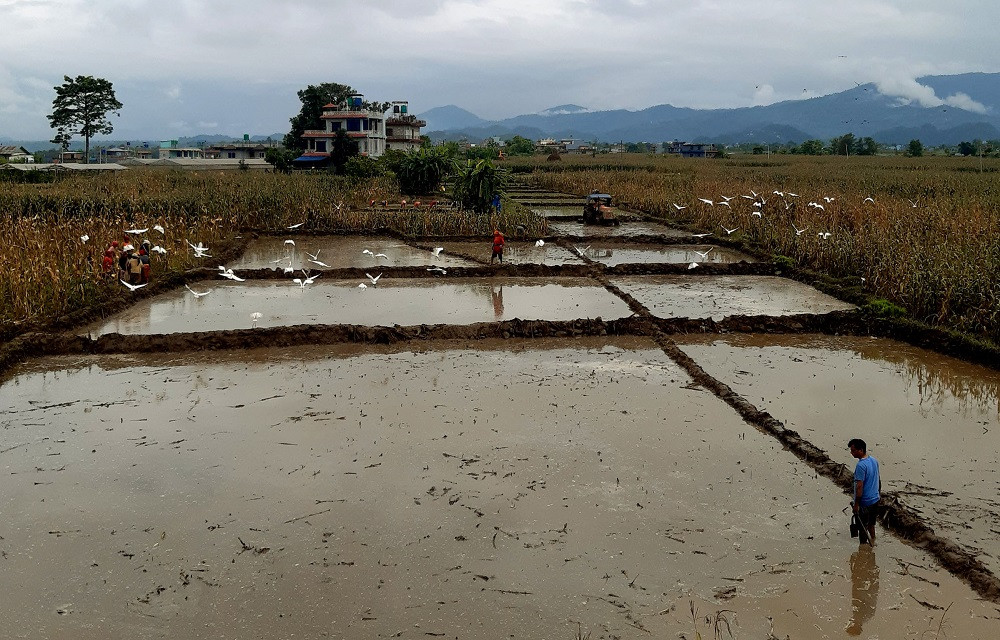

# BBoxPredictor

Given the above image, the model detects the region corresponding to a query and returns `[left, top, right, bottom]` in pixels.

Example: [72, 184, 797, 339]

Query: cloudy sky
[1, 0, 996, 140]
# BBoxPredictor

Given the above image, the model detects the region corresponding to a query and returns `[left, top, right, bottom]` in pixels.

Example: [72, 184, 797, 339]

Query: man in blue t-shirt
[849, 438, 881, 546]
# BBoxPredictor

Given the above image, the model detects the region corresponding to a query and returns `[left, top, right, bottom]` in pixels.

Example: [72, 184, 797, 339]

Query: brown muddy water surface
[581, 244, 756, 266]
[612, 274, 856, 319]
[228, 235, 478, 270]
[3, 339, 996, 639]
[677, 333, 1000, 578]
[442, 241, 584, 265]
[79, 278, 629, 336]
[547, 220, 690, 238]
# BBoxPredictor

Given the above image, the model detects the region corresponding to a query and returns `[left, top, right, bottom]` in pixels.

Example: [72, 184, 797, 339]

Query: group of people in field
[102, 238, 152, 285]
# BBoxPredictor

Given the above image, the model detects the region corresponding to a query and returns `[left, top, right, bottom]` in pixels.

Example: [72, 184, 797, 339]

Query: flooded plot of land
[612, 274, 856, 320]
[2, 339, 994, 639]
[676, 333, 1000, 577]
[519, 201, 586, 210]
[548, 220, 690, 238]
[227, 235, 478, 270]
[581, 243, 756, 266]
[79, 277, 628, 335]
[441, 241, 583, 265]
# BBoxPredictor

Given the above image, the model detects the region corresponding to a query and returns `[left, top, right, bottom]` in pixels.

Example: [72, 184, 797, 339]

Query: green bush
[861, 299, 907, 318]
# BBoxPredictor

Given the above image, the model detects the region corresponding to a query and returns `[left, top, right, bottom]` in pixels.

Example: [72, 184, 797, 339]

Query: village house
[297, 95, 424, 165]
[0, 145, 34, 163]
[385, 102, 426, 153]
[158, 141, 205, 159]
[204, 141, 276, 160]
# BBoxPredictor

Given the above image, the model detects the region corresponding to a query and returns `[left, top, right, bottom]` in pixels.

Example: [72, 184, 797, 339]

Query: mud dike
[3, 191, 999, 638]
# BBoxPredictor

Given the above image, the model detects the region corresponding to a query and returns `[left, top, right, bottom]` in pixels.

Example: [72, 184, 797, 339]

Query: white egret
[120, 279, 147, 292]
[250, 312, 262, 327]
[365, 272, 382, 286]
[185, 284, 210, 298]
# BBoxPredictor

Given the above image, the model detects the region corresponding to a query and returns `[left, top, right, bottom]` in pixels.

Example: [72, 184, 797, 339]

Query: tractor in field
[582, 192, 619, 225]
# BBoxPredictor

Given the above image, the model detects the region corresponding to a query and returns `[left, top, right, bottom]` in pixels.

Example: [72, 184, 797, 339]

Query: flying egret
[185, 284, 210, 298]
[306, 249, 321, 261]
[823, 196, 835, 203]
[357, 283, 368, 289]
[692, 232, 712, 238]
[125, 227, 148, 234]
[151, 245, 167, 255]
[687, 262, 699, 269]
[535, 239, 545, 247]
[427, 267, 447, 274]
[695, 247, 713, 260]
[722, 225, 739, 235]
[80, 234, 89, 243]
[186, 240, 211, 257]
[863, 197, 875, 204]
[818, 231, 832, 240]
[720, 195, 734, 202]
[153, 224, 165, 234]
[574, 245, 590, 257]
[792, 223, 808, 236]
[750, 211, 762, 218]
[362, 249, 374, 256]
[250, 312, 263, 327]
[284, 239, 296, 246]
[309, 259, 330, 267]
[287, 222, 305, 230]
[673, 203, 686, 211]
[374, 253, 389, 259]
[432, 247, 444, 256]
[907, 199, 918, 208]
[718, 200, 731, 208]
[698, 198, 714, 206]
[218, 267, 245, 282]
[120, 279, 147, 292]
[365, 272, 382, 286]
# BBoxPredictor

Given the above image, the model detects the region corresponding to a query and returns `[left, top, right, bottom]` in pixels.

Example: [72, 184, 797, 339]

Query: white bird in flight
[750, 211, 762, 218]
[357, 283, 367, 289]
[818, 231, 832, 240]
[185, 284, 210, 298]
[574, 245, 590, 257]
[698, 198, 714, 206]
[722, 225, 739, 235]
[153, 224, 165, 234]
[284, 239, 296, 247]
[687, 262, 699, 269]
[250, 311, 262, 327]
[365, 272, 382, 286]
[863, 197, 875, 204]
[718, 200, 731, 208]
[695, 248, 713, 260]
[692, 232, 712, 238]
[792, 223, 808, 236]
[427, 267, 447, 274]
[362, 249, 374, 256]
[673, 203, 686, 211]
[535, 239, 545, 247]
[120, 279, 146, 292]
[287, 222, 305, 230]
[217, 266, 245, 282]
[431, 247, 444, 256]
[293, 272, 320, 288]
[80, 234, 89, 243]
[151, 245, 167, 255]
[374, 253, 388, 259]
[306, 249, 321, 260]
[186, 240, 211, 257]
[125, 227, 148, 235]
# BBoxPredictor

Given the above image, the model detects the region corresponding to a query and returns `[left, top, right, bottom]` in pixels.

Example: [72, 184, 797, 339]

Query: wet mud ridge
[4, 195, 1000, 618]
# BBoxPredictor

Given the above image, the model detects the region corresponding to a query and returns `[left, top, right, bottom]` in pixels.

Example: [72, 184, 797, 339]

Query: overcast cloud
[0, 0, 996, 139]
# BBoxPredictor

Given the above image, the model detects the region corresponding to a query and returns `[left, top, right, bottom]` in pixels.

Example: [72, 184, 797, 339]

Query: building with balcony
[385, 101, 426, 152]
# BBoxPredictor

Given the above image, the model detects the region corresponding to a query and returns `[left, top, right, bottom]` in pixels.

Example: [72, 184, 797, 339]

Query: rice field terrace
[508, 154, 1000, 341]
[0, 170, 544, 336]
[4, 171, 1000, 637]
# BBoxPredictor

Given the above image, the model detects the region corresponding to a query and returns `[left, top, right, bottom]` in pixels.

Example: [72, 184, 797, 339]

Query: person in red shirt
[491, 229, 505, 264]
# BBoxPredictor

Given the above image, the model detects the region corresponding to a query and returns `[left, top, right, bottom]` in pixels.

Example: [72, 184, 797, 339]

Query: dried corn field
[0, 170, 543, 332]
[513, 154, 1000, 339]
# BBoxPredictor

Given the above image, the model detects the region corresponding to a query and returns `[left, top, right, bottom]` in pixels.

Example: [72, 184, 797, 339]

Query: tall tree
[329, 129, 359, 174]
[906, 139, 924, 157]
[47, 75, 123, 163]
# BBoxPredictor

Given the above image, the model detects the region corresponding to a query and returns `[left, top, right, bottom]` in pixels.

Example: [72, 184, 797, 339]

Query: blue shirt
[854, 456, 881, 507]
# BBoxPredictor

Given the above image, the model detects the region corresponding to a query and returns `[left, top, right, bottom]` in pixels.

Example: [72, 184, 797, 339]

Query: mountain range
[418, 73, 1000, 146]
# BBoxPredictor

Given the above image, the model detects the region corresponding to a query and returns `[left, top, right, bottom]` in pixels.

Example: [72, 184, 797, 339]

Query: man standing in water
[849, 438, 881, 546]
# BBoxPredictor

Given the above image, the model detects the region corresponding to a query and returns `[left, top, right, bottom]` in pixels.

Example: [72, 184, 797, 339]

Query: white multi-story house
[299, 95, 424, 162]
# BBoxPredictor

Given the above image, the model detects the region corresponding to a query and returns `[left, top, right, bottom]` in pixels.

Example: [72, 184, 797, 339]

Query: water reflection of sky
[79, 278, 630, 335]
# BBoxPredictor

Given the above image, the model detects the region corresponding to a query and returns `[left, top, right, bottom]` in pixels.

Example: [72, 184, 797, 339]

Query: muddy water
[78, 278, 630, 336]
[547, 220, 690, 238]
[612, 275, 857, 319]
[527, 205, 588, 217]
[2, 339, 995, 639]
[581, 244, 756, 266]
[227, 235, 478, 270]
[440, 241, 584, 265]
[676, 333, 1000, 577]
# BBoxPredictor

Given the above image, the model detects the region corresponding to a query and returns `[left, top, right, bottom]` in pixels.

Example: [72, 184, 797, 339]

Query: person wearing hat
[490, 229, 506, 264]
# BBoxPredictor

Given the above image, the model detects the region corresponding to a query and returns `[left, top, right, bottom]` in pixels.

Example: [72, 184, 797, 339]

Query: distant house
[298, 94, 388, 166]
[158, 141, 205, 159]
[385, 101, 426, 153]
[0, 146, 33, 163]
[664, 141, 719, 158]
[204, 142, 275, 160]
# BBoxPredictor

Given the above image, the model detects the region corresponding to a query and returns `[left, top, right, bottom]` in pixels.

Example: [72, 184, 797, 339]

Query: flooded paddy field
[580, 243, 755, 266]
[547, 220, 690, 238]
[676, 333, 1000, 578]
[611, 275, 857, 320]
[3, 339, 996, 639]
[227, 235, 478, 270]
[79, 277, 630, 336]
[442, 241, 584, 265]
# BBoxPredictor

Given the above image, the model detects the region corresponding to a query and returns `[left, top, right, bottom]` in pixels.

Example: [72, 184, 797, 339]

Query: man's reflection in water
[491, 285, 504, 319]
[847, 544, 879, 635]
